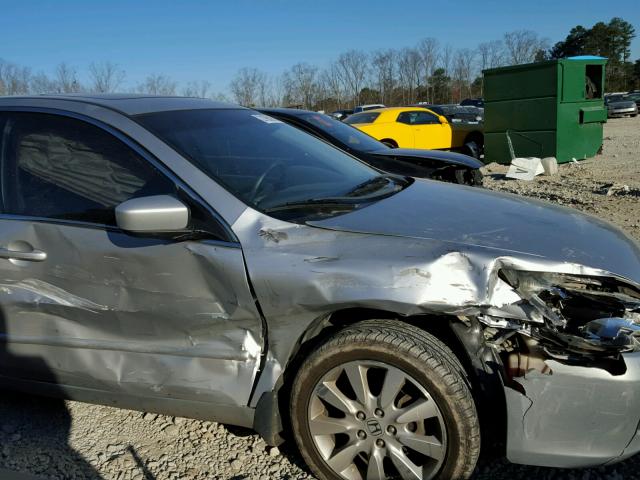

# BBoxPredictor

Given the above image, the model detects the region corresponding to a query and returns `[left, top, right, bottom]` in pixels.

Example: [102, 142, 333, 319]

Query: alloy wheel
[307, 360, 447, 480]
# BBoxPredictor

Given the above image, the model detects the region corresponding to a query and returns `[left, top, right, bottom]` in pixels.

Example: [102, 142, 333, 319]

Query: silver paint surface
[506, 353, 640, 467]
[115, 195, 190, 232]
[0, 220, 262, 407]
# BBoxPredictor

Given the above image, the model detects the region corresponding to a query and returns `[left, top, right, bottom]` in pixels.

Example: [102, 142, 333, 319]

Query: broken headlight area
[483, 270, 640, 366]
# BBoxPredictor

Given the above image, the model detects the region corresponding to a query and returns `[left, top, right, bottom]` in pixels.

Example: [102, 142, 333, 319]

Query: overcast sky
[1, 0, 638, 94]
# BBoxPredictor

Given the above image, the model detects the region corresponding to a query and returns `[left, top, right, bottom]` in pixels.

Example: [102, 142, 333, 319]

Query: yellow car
[345, 106, 483, 157]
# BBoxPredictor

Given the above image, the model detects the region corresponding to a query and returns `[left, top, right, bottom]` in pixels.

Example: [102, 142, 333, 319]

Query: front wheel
[290, 320, 480, 480]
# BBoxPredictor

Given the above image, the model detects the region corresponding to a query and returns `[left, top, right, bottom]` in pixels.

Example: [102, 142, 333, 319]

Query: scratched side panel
[0, 220, 262, 407]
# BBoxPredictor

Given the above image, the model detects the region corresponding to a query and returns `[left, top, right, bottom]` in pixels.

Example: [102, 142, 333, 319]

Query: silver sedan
[0, 94, 639, 480]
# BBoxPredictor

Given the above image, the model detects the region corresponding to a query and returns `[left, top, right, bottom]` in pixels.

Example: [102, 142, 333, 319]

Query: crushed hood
[309, 179, 640, 284]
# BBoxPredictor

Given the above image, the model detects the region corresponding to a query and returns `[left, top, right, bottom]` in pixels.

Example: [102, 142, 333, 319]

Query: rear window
[302, 113, 384, 152]
[344, 112, 380, 125]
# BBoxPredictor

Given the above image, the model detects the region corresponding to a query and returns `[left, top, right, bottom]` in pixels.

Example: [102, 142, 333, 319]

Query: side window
[396, 112, 414, 124]
[413, 111, 440, 125]
[397, 111, 440, 125]
[1, 112, 176, 226]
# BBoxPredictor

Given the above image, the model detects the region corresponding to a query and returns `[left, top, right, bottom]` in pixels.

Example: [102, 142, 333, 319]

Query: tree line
[547, 17, 636, 91]
[0, 17, 637, 112]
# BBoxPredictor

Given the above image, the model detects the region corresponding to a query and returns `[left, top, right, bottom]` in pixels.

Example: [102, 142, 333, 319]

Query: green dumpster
[483, 56, 607, 164]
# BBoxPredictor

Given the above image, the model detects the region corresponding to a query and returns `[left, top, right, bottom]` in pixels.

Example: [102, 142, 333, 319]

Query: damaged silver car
[0, 95, 639, 480]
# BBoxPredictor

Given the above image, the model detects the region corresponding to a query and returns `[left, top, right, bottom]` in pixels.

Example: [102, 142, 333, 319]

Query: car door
[0, 111, 263, 411]
[399, 110, 451, 150]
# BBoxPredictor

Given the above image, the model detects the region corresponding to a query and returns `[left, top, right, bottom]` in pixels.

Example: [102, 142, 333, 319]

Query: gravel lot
[1, 116, 639, 480]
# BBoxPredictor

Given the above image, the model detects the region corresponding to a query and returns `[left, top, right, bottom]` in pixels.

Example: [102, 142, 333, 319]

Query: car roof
[360, 106, 432, 114]
[350, 106, 439, 122]
[258, 107, 317, 117]
[0, 93, 241, 116]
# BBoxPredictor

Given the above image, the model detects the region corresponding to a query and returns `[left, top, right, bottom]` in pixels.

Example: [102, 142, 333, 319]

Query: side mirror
[438, 115, 448, 124]
[116, 195, 189, 233]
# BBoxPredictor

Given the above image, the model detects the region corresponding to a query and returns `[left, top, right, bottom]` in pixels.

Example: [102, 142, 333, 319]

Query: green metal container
[483, 56, 607, 164]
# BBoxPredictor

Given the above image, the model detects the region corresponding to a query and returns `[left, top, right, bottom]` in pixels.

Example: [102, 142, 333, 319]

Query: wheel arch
[253, 307, 507, 453]
[464, 130, 484, 144]
[379, 138, 398, 148]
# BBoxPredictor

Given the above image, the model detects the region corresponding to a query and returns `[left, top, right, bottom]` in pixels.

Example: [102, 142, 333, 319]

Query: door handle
[0, 247, 47, 262]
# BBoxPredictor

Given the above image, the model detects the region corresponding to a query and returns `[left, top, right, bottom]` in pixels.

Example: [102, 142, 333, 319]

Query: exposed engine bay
[472, 270, 640, 466]
[479, 270, 640, 378]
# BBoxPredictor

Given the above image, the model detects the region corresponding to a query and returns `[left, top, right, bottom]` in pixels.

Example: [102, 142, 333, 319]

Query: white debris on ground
[0, 117, 639, 480]
[505, 157, 545, 181]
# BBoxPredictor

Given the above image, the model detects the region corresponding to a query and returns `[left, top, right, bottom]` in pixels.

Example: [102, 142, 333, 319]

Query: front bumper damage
[481, 268, 640, 467]
[237, 198, 640, 462]
[505, 353, 640, 467]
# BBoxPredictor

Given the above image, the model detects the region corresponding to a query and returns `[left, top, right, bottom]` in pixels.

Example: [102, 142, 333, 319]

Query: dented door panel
[0, 219, 262, 406]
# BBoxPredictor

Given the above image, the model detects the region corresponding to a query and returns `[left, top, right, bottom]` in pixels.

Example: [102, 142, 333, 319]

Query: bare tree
[182, 80, 212, 98]
[477, 40, 505, 71]
[282, 63, 318, 108]
[30, 72, 57, 94]
[336, 50, 368, 107]
[229, 67, 268, 106]
[54, 62, 82, 93]
[211, 92, 232, 103]
[319, 62, 346, 109]
[438, 45, 454, 103]
[371, 49, 396, 105]
[397, 47, 422, 104]
[452, 48, 476, 101]
[417, 38, 439, 102]
[137, 74, 176, 95]
[0, 59, 31, 95]
[265, 76, 285, 107]
[88, 61, 125, 93]
[476, 40, 505, 95]
[503, 30, 548, 65]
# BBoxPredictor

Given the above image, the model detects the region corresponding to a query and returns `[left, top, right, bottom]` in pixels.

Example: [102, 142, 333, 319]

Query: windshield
[302, 113, 385, 152]
[136, 109, 401, 216]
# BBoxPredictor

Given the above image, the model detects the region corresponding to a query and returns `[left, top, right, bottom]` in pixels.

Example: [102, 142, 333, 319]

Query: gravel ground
[1, 117, 640, 479]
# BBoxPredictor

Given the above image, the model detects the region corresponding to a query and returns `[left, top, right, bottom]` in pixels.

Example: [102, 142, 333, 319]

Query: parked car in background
[605, 94, 638, 118]
[330, 108, 353, 121]
[415, 104, 484, 124]
[626, 91, 640, 108]
[259, 108, 483, 186]
[345, 106, 484, 158]
[460, 97, 484, 108]
[353, 103, 385, 113]
[3, 94, 640, 480]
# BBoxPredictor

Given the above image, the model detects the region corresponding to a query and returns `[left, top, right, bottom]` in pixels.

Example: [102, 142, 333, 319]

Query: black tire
[381, 139, 398, 149]
[290, 319, 480, 480]
[471, 169, 484, 187]
[454, 168, 484, 187]
[463, 141, 481, 159]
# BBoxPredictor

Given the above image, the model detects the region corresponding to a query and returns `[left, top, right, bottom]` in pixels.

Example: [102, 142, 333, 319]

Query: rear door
[0, 111, 263, 410]
[398, 110, 451, 150]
